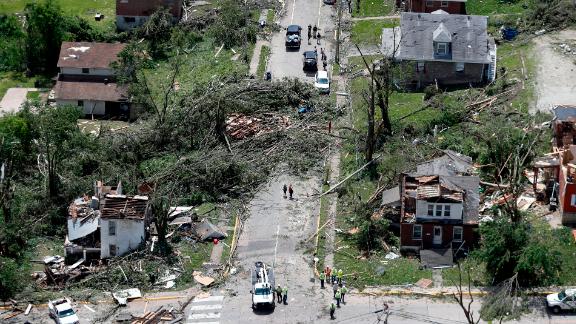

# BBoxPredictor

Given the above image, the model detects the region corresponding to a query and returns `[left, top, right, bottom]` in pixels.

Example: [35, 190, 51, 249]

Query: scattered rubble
[225, 113, 290, 140]
[113, 288, 142, 306]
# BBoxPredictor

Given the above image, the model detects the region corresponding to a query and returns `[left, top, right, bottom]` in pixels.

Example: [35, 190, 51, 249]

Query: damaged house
[382, 11, 496, 89]
[399, 151, 479, 261]
[66, 182, 151, 261]
[116, 0, 183, 31]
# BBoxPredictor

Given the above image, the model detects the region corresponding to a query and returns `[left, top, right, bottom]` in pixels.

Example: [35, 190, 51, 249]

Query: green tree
[0, 15, 26, 71]
[0, 257, 26, 300]
[209, 0, 256, 49]
[138, 8, 174, 60]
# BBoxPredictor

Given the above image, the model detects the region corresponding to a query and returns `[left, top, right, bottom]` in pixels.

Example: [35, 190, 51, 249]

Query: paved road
[268, 0, 336, 81]
[0, 87, 37, 115]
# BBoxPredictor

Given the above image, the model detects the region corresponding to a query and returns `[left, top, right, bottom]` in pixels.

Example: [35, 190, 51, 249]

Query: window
[109, 244, 117, 256]
[441, 1, 449, 7]
[426, 0, 434, 6]
[571, 194, 576, 206]
[455, 62, 465, 72]
[435, 205, 443, 217]
[453, 226, 463, 241]
[444, 205, 451, 217]
[416, 62, 425, 72]
[108, 220, 116, 236]
[123, 16, 136, 23]
[77, 100, 84, 107]
[436, 42, 448, 55]
[427, 204, 434, 216]
[413, 225, 422, 239]
[82, 68, 89, 74]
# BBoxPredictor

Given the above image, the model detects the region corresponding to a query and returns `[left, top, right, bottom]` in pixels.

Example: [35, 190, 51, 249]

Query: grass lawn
[352, 0, 396, 18]
[256, 45, 271, 79]
[0, 72, 37, 100]
[351, 19, 399, 46]
[496, 41, 536, 113]
[466, 0, 528, 15]
[0, 0, 115, 32]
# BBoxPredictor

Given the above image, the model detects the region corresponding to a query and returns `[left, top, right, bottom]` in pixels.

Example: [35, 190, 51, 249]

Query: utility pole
[335, 0, 343, 64]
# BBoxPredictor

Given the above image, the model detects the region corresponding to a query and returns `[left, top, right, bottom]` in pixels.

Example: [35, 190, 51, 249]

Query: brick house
[382, 11, 497, 89]
[397, 0, 466, 14]
[53, 42, 140, 120]
[551, 106, 576, 225]
[116, 0, 182, 31]
[399, 151, 479, 256]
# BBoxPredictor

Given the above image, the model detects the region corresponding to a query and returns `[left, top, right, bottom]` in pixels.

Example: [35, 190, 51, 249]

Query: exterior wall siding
[61, 67, 114, 76]
[404, 61, 486, 88]
[56, 99, 106, 115]
[401, 223, 477, 251]
[100, 219, 145, 258]
[415, 200, 463, 221]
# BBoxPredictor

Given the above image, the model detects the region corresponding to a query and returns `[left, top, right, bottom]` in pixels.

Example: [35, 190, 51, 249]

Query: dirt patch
[533, 30, 576, 113]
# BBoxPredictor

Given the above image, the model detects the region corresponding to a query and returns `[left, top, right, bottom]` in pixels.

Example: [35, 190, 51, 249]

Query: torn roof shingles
[398, 12, 492, 64]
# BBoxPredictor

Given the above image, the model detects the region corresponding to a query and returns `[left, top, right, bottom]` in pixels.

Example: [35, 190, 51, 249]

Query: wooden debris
[415, 278, 433, 288]
[24, 304, 32, 315]
[193, 274, 215, 286]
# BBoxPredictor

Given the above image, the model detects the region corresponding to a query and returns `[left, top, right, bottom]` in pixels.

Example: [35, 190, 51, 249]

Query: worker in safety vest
[337, 269, 343, 284]
[332, 281, 338, 298]
[331, 268, 337, 284]
[329, 302, 336, 319]
[282, 286, 288, 304]
[319, 271, 326, 289]
[341, 285, 348, 303]
[335, 288, 342, 307]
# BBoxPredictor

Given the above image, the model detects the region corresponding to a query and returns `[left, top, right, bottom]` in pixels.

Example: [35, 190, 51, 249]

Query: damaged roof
[57, 42, 126, 69]
[413, 150, 475, 176]
[101, 195, 149, 219]
[553, 105, 576, 122]
[398, 12, 493, 64]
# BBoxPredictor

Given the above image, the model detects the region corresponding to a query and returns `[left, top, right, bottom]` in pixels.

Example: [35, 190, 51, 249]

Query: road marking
[189, 304, 223, 311]
[290, 0, 296, 23]
[193, 296, 224, 303]
[188, 312, 221, 320]
[273, 224, 280, 265]
[317, 0, 322, 28]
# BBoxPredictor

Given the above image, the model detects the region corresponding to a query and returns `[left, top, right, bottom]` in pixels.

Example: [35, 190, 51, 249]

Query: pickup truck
[48, 298, 80, 324]
[285, 25, 302, 49]
[547, 289, 576, 313]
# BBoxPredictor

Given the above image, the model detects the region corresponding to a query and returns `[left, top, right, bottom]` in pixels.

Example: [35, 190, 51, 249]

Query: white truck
[48, 297, 80, 324]
[546, 289, 576, 313]
[250, 261, 275, 310]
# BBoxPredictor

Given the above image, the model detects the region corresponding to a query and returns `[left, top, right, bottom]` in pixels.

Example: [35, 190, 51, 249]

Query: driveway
[0, 88, 37, 115]
[533, 30, 576, 113]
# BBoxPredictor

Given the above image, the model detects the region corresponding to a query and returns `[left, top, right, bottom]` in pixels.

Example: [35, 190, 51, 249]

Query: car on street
[547, 289, 576, 313]
[48, 297, 80, 324]
[285, 25, 302, 49]
[303, 51, 318, 71]
[323, 0, 336, 4]
[314, 71, 330, 94]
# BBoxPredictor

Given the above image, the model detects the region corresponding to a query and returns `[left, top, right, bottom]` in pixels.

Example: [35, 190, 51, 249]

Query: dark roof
[381, 186, 401, 206]
[287, 25, 301, 32]
[441, 176, 480, 224]
[304, 51, 317, 59]
[100, 195, 149, 219]
[398, 12, 493, 64]
[553, 105, 576, 121]
[413, 150, 475, 176]
[57, 42, 126, 69]
[54, 79, 128, 102]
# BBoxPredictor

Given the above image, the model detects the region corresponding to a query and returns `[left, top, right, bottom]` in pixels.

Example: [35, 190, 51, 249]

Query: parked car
[323, 0, 336, 4]
[48, 298, 80, 324]
[285, 25, 302, 49]
[547, 289, 576, 313]
[314, 71, 330, 94]
[302, 51, 318, 71]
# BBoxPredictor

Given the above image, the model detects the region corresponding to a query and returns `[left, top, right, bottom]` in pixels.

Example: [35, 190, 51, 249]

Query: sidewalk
[0, 87, 37, 115]
[353, 285, 561, 297]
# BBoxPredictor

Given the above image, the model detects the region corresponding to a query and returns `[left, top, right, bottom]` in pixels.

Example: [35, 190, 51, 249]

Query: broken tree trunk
[320, 154, 381, 197]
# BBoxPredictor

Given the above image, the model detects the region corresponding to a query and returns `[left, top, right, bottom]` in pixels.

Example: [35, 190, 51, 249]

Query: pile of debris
[32, 255, 94, 288]
[129, 306, 181, 324]
[225, 113, 290, 140]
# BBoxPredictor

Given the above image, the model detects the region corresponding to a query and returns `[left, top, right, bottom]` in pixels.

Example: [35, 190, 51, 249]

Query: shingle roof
[54, 79, 128, 102]
[413, 150, 475, 176]
[553, 105, 576, 121]
[57, 42, 126, 69]
[398, 12, 493, 64]
[441, 176, 480, 224]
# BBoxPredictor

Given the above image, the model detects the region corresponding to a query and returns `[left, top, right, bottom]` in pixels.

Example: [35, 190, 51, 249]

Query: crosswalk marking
[192, 295, 224, 303]
[188, 304, 223, 311]
[188, 312, 221, 320]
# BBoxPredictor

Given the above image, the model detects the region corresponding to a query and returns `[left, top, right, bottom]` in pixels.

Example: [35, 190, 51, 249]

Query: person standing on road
[337, 269, 343, 284]
[323, 60, 327, 71]
[317, 32, 321, 45]
[276, 285, 283, 303]
[282, 184, 287, 198]
[329, 302, 336, 320]
[335, 288, 342, 307]
[319, 271, 326, 289]
[332, 281, 338, 298]
[313, 25, 318, 38]
[341, 284, 348, 304]
[331, 268, 337, 284]
[325, 266, 331, 281]
[282, 286, 288, 304]
[288, 184, 294, 199]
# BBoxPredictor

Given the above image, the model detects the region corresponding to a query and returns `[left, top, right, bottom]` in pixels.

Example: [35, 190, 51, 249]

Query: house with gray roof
[382, 10, 496, 89]
[399, 151, 480, 257]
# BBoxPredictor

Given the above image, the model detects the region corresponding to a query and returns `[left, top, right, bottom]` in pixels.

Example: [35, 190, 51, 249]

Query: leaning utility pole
[335, 0, 343, 64]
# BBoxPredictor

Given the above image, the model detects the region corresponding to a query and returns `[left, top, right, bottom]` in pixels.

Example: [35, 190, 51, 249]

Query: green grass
[177, 242, 213, 285]
[442, 258, 488, 286]
[266, 8, 275, 25]
[0, 0, 115, 32]
[256, 45, 271, 79]
[351, 19, 399, 45]
[352, 0, 395, 18]
[26, 90, 40, 100]
[496, 41, 536, 113]
[466, 0, 528, 15]
[0, 72, 37, 100]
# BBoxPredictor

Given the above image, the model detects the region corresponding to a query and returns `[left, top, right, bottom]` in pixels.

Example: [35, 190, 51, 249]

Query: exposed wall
[116, 15, 150, 31]
[415, 200, 463, 221]
[56, 99, 106, 115]
[60, 67, 114, 76]
[100, 218, 145, 258]
[403, 61, 486, 88]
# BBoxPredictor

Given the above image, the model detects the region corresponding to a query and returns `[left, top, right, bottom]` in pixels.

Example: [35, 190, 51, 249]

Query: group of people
[274, 285, 289, 305]
[307, 24, 322, 45]
[282, 183, 294, 199]
[320, 267, 349, 320]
